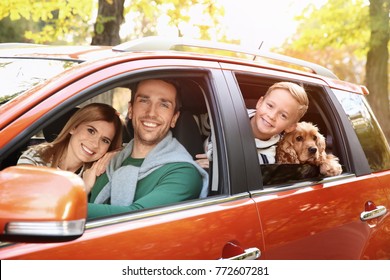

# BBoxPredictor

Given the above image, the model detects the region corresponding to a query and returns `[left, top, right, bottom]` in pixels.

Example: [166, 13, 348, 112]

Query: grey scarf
[93, 131, 209, 206]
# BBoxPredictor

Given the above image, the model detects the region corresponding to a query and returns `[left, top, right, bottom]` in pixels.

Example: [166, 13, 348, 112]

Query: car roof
[0, 37, 338, 79]
[0, 43, 118, 62]
[114, 36, 339, 79]
[0, 38, 368, 103]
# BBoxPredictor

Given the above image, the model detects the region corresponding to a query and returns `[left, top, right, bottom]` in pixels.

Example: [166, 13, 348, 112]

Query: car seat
[43, 107, 80, 142]
[172, 110, 204, 159]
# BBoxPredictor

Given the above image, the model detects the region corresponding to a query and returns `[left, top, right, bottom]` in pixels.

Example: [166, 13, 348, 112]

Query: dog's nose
[308, 147, 317, 154]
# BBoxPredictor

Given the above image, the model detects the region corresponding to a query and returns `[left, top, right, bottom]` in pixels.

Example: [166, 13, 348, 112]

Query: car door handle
[221, 247, 261, 260]
[360, 201, 387, 221]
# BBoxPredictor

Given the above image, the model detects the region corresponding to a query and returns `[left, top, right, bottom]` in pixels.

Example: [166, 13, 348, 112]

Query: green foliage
[0, 0, 94, 44]
[276, 0, 375, 83]
[291, 0, 370, 58]
[123, 0, 225, 41]
[1, 0, 226, 44]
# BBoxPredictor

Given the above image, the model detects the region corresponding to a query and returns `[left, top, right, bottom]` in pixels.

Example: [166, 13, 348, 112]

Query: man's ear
[170, 111, 180, 128]
[127, 102, 133, 120]
[284, 122, 297, 133]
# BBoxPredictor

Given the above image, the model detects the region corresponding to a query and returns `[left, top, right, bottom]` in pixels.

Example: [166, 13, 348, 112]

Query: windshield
[0, 58, 79, 105]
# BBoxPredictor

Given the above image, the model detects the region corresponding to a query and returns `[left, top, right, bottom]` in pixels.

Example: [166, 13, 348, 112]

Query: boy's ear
[256, 96, 264, 109]
[284, 122, 297, 133]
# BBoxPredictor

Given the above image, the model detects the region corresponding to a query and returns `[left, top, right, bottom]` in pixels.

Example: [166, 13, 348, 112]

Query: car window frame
[223, 68, 373, 193]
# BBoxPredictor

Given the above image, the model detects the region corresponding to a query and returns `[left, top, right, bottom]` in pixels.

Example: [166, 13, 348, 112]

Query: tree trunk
[91, 0, 125, 46]
[366, 0, 390, 142]
[90, 0, 125, 105]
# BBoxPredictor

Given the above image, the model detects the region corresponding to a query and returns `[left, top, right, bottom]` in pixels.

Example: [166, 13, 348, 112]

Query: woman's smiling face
[68, 120, 116, 164]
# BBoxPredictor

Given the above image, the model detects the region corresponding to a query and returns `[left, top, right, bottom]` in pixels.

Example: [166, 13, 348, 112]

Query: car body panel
[0, 197, 263, 259]
[252, 174, 390, 259]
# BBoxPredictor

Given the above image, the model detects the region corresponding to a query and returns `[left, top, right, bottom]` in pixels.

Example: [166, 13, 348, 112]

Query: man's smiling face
[128, 79, 180, 150]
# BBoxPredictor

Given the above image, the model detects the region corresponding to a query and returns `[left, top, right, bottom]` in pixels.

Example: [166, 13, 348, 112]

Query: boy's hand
[195, 153, 209, 169]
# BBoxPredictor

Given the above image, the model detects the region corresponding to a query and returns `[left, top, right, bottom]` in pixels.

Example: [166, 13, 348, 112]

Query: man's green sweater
[88, 157, 202, 219]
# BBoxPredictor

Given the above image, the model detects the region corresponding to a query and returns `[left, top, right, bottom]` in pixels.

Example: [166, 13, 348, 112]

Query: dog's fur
[276, 121, 342, 176]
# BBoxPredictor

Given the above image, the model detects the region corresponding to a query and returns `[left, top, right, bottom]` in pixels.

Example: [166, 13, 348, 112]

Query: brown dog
[276, 121, 342, 176]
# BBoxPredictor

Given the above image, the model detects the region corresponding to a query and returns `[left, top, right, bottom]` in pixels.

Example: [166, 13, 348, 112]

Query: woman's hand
[93, 150, 120, 176]
[82, 149, 120, 194]
[82, 163, 98, 194]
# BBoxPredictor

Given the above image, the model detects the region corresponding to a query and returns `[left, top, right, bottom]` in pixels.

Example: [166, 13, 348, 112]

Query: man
[87, 79, 208, 219]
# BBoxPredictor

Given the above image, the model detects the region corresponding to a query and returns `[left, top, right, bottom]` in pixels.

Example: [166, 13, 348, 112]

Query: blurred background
[0, 0, 389, 141]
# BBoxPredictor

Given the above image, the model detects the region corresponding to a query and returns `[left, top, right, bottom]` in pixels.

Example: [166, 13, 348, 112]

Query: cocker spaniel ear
[316, 132, 328, 163]
[276, 134, 300, 164]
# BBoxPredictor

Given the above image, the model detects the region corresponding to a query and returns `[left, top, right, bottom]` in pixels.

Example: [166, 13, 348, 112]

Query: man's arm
[87, 162, 202, 219]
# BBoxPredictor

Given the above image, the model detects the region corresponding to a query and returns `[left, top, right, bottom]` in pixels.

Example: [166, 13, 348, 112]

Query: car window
[81, 87, 131, 121]
[333, 89, 390, 172]
[80, 74, 219, 218]
[234, 73, 344, 187]
[0, 58, 79, 105]
[1, 70, 223, 220]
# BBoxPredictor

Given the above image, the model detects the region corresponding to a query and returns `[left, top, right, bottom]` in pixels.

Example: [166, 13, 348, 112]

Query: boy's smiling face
[252, 88, 300, 140]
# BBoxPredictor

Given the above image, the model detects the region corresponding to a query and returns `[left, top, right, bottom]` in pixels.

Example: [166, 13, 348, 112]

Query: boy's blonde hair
[265, 82, 309, 121]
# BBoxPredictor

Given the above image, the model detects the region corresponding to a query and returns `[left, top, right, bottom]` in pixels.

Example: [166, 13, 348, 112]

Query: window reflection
[334, 89, 390, 171]
[0, 59, 78, 104]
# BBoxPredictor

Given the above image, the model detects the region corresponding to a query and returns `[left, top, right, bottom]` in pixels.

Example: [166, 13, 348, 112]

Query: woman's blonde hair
[38, 103, 123, 168]
[265, 82, 309, 121]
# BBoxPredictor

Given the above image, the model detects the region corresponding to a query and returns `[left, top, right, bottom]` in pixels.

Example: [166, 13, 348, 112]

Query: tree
[0, 17, 30, 43]
[89, 0, 226, 105]
[1, 0, 226, 105]
[91, 0, 125, 46]
[277, 0, 369, 83]
[0, 0, 93, 44]
[365, 0, 390, 140]
[278, 0, 390, 141]
[98, 0, 225, 44]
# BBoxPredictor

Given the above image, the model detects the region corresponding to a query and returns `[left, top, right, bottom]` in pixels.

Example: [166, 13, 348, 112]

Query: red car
[1, 37, 389, 259]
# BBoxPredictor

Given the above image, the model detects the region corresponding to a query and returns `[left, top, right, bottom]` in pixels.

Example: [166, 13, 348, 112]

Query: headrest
[43, 107, 79, 142]
[172, 111, 204, 158]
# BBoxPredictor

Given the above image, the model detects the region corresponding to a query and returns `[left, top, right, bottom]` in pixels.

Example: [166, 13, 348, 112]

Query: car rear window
[334, 89, 390, 172]
[0, 58, 79, 105]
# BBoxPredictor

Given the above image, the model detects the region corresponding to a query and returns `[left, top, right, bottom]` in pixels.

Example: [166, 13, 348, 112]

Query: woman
[17, 103, 123, 182]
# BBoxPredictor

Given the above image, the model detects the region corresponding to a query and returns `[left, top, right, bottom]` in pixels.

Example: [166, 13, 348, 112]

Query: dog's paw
[319, 155, 342, 176]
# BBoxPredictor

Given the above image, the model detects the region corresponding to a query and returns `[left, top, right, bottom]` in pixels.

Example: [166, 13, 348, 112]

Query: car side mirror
[0, 166, 87, 243]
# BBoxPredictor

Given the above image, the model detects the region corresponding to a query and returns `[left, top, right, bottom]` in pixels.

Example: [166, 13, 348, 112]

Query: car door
[0, 58, 263, 259]
[223, 68, 390, 260]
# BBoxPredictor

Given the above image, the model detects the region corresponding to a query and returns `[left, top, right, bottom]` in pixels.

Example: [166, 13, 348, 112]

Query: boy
[196, 81, 309, 167]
